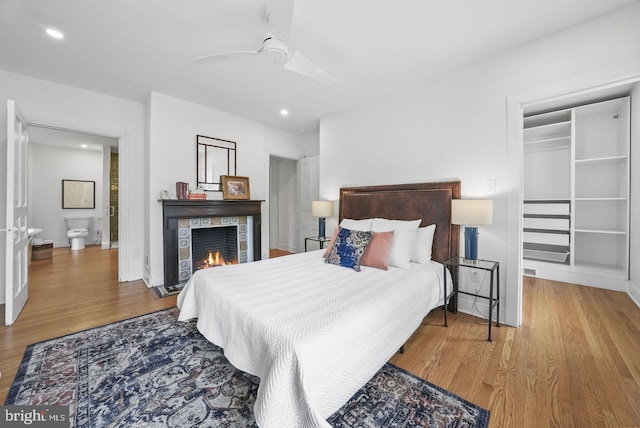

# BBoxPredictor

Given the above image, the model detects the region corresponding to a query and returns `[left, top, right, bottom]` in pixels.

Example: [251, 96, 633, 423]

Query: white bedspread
[177, 250, 449, 428]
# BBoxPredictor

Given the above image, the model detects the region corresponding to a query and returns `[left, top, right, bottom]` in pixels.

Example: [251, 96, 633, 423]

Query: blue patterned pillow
[325, 227, 373, 271]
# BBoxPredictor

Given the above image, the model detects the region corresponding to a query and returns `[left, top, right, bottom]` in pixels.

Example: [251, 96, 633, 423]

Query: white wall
[265, 127, 319, 159]
[28, 144, 103, 247]
[0, 69, 146, 282]
[145, 92, 310, 286]
[319, 2, 640, 326]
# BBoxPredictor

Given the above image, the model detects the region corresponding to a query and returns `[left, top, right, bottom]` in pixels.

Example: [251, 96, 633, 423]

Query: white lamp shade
[451, 199, 493, 226]
[312, 200, 334, 217]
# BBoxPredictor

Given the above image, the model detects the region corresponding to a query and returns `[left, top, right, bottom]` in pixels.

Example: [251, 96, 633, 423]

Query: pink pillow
[323, 228, 339, 257]
[361, 231, 394, 270]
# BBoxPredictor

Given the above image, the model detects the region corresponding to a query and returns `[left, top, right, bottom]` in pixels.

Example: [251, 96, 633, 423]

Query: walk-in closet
[523, 95, 631, 289]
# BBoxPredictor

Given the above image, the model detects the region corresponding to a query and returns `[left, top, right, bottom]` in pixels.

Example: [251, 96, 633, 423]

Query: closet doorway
[521, 80, 638, 291]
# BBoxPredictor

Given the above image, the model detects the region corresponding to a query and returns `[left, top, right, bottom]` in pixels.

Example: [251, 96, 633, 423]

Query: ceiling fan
[192, 0, 339, 87]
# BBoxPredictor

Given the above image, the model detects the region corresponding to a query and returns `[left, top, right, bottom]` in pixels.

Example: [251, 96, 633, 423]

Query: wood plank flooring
[2, 247, 640, 427]
[269, 248, 294, 258]
[391, 276, 640, 427]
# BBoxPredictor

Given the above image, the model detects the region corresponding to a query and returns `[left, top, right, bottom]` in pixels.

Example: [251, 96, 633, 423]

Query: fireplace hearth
[162, 200, 262, 286]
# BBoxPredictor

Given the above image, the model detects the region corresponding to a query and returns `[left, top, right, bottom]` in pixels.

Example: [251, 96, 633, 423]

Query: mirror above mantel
[196, 135, 237, 191]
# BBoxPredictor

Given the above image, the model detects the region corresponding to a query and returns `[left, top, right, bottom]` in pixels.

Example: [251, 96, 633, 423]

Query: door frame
[26, 119, 129, 281]
[506, 61, 640, 328]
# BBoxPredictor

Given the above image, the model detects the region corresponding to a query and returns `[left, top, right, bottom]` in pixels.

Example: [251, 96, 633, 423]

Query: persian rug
[6, 308, 489, 427]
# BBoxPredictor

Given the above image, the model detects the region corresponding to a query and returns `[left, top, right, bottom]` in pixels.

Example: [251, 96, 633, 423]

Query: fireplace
[162, 200, 262, 286]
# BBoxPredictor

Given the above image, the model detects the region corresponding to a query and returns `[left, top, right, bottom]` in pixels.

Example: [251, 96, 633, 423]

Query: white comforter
[177, 250, 449, 428]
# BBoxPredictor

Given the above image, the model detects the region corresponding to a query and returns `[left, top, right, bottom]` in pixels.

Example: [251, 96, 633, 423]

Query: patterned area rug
[6, 308, 489, 427]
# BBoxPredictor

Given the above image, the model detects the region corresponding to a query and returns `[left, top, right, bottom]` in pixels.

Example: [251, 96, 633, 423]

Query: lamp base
[464, 226, 479, 260]
[318, 217, 326, 239]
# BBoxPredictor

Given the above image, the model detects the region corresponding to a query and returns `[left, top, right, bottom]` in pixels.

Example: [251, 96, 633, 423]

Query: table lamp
[312, 201, 334, 238]
[451, 199, 493, 260]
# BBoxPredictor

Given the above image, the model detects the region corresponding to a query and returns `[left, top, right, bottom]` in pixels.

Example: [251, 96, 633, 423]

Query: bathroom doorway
[27, 125, 120, 264]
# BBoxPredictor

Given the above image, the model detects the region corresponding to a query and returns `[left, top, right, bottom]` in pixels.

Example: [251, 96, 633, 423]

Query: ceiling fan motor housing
[263, 35, 288, 63]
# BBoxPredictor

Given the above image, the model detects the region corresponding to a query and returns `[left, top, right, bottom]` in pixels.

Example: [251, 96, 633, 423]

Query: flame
[202, 251, 234, 269]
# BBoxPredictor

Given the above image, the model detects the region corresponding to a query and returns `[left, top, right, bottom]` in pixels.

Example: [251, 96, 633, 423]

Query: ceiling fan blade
[284, 50, 340, 87]
[192, 50, 259, 63]
[267, 0, 294, 42]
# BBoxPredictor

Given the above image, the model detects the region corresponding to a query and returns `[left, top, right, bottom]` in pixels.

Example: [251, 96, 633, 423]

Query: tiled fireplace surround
[161, 200, 262, 286]
[178, 216, 248, 282]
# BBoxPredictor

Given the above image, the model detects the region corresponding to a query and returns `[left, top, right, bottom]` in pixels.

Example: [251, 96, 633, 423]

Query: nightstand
[443, 256, 500, 342]
[305, 236, 332, 252]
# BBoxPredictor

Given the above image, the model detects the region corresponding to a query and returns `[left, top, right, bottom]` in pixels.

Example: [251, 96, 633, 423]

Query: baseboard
[142, 270, 152, 288]
[628, 280, 640, 309]
[455, 295, 510, 326]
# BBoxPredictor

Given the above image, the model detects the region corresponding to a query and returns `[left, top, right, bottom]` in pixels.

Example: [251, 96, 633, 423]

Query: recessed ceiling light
[280, 109, 289, 116]
[81, 144, 88, 148]
[46, 28, 64, 39]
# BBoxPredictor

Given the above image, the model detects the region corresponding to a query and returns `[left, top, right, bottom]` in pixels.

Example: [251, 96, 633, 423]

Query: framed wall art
[62, 179, 95, 209]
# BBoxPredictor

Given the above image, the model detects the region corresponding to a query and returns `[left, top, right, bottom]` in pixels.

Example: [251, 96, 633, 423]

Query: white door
[4, 100, 29, 325]
[297, 155, 319, 251]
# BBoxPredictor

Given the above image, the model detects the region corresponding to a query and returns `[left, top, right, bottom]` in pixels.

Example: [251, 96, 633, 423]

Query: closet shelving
[523, 200, 570, 264]
[572, 97, 629, 274]
[523, 96, 630, 283]
[523, 109, 572, 265]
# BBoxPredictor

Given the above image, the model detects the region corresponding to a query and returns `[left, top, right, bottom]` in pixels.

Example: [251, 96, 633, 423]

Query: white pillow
[411, 224, 436, 264]
[371, 218, 421, 269]
[340, 218, 373, 231]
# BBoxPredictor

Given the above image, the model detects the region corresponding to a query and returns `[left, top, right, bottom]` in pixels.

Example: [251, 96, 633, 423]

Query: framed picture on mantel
[221, 175, 250, 200]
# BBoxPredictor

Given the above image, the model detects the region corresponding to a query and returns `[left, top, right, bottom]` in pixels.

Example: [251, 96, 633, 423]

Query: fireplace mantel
[162, 199, 263, 286]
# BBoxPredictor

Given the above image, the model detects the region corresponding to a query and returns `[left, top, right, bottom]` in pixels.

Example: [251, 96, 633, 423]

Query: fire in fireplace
[199, 250, 235, 269]
[191, 225, 238, 273]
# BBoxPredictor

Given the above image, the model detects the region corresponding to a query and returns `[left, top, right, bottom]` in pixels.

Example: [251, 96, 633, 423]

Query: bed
[177, 181, 461, 427]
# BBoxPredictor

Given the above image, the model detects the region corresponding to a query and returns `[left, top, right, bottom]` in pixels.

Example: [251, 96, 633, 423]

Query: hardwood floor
[269, 248, 294, 258]
[2, 248, 640, 427]
[391, 276, 640, 427]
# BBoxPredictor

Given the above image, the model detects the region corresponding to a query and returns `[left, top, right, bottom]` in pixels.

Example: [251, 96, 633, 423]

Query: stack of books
[188, 192, 207, 200]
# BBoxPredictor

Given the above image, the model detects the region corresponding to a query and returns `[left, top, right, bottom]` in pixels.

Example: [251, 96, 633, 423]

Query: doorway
[522, 86, 635, 289]
[507, 71, 640, 327]
[27, 126, 120, 266]
[269, 155, 298, 253]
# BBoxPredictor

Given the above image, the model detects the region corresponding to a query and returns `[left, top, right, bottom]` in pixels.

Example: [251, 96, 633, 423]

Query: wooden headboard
[339, 181, 460, 263]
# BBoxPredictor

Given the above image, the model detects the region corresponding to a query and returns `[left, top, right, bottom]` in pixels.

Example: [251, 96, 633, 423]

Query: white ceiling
[29, 126, 118, 152]
[0, 0, 636, 133]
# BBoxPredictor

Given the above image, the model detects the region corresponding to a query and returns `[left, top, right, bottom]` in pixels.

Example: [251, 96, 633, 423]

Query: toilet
[65, 217, 91, 250]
